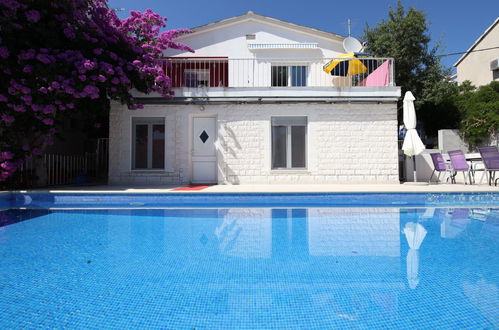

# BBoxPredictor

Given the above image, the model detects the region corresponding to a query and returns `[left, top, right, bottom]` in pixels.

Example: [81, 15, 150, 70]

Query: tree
[0, 0, 192, 181]
[362, 1, 451, 137]
[456, 81, 499, 147]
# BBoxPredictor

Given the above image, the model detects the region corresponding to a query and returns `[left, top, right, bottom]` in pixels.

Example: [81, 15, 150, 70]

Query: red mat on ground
[171, 185, 212, 191]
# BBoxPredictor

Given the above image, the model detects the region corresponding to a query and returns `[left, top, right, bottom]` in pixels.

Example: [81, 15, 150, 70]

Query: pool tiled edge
[0, 192, 12, 209]
[8, 191, 499, 209]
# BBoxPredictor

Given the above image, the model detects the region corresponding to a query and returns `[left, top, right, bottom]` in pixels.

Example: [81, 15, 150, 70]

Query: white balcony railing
[163, 57, 395, 90]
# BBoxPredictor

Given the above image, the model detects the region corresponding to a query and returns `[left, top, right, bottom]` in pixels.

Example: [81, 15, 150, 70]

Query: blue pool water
[0, 193, 498, 328]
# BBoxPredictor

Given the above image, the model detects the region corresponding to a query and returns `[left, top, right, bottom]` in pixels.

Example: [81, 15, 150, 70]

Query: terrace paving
[17, 183, 499, 194]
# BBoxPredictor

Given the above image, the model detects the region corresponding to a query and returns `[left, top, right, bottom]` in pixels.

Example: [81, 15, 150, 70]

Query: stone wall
[109, 101, 399, 185]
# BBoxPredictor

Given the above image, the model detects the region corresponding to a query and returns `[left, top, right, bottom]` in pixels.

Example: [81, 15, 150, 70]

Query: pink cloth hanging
[358, 60, 390, 86]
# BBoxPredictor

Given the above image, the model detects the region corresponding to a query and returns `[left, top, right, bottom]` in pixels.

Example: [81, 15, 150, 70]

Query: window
[184, 69, 210, 87]
[271, 117, 306, 169]
[271, 65, 307, 87]
[132, 117, 165, 170]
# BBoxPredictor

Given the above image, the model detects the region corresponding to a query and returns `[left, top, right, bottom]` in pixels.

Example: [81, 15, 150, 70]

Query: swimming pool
[1, 192, 498, 328]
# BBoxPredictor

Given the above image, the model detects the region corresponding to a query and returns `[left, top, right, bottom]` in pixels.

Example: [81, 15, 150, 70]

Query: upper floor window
[271, 65, 307, 87]
[184, 69, 210, 88]
[132, 117, 165, 170]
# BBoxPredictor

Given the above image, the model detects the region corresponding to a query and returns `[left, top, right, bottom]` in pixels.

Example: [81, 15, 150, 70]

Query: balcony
[159, 57, 399, 102]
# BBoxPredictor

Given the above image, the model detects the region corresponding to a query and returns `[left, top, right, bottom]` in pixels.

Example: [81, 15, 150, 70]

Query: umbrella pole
[412, 156, 417, 182]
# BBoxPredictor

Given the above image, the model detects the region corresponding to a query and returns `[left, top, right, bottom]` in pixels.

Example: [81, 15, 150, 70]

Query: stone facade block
[109, 102, 399, 185]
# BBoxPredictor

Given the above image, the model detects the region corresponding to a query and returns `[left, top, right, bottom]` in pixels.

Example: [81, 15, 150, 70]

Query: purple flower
[26, 10, 41, 23]
[42, 118, 54, 126]
[0, 94, 7, 102]
[39, 87, 48, 94]
[23, 65, 33, 73]
[111, 77, 120, 85]
[83, 60, 95, 70]
[63, 27, 76, 39]
[0, 0, 23, 10]
[0, 152, 14, 160]
[1, 114, 15, 124]
[31, 104, 42, 112]
[43, 105, 55, 114]
[36, 54, 52, 64]
[13, 104, 26, 112]
[83, 85, 99, 95]
[18, 49, 36, 60]
[93, 48, 103, 55]
[21, 95, 32, 105]
[1, 161, 17, 171]
[51, 81, 60, 89]
[0, 47, 9, 59]
[97, 75, 106, 82]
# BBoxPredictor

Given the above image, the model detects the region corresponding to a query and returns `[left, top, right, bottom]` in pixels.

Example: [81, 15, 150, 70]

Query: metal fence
[45, 153, 97, 186]
[9, 138, 109, 188]
[163, 57, 395, 89]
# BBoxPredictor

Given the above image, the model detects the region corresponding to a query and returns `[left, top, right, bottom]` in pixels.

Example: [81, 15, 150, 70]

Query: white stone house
[109, 12, 401, 185]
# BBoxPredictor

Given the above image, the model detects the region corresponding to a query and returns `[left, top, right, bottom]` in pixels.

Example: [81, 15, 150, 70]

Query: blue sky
[109, 0, 498, 71]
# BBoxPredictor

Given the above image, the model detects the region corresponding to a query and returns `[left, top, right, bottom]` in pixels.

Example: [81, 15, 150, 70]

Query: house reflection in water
[98, 207, 403, 324]
[211, 207, 401, 260]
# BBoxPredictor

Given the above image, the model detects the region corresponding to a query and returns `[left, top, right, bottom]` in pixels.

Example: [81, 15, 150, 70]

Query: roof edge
[174, 11, 345, 43]
[454, 17, 499, 67]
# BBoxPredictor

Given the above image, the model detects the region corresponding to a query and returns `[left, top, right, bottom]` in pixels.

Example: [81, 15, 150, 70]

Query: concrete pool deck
[14, 182, 499, 193]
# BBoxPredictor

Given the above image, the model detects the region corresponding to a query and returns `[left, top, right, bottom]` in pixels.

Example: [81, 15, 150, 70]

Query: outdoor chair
[478, 146, 499, 186]
[448, 150, 472, 184]
[428, 152, 452, 183]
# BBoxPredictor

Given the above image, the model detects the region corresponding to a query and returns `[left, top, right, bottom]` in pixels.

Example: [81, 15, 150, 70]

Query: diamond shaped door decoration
[199, 233, 208, 246]
[199, 130, 209, 143]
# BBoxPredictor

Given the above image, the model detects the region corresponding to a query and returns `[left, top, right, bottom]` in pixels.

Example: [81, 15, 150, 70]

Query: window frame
[184, 69, 210, 88]
[131, 117, 165, 171]
[271, 64, 308, 87]
[271, 116, 307, 170]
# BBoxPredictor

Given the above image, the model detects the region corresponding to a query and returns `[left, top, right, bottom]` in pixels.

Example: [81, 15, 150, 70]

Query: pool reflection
[2, 207, 497, 327]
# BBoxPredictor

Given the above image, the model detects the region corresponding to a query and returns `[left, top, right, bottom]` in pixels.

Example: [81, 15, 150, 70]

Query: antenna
[343, 18, 362, 52]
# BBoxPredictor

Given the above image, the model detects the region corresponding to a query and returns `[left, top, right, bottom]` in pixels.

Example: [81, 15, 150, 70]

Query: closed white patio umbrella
[404, 222, 427, 289]
[402, 91, 425, 182]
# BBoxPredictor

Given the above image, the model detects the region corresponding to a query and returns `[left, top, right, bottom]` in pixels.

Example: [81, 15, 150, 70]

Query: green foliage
[457, 81, 499, 147]
[417, 79, 460, 137]
[362, 0, 451, 136]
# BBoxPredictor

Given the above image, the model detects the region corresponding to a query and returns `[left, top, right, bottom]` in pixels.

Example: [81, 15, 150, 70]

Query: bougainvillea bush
[0, 0, 192, 181]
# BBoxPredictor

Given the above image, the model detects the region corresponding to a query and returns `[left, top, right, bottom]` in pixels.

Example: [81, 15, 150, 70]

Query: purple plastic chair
[429, 152, 452, 183]
[448, 150, 472, 184]
[478, 146, 499, 186]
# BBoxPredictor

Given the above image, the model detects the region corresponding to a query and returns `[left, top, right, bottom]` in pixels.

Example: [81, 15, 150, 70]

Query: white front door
[192, 117, 217, 183]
